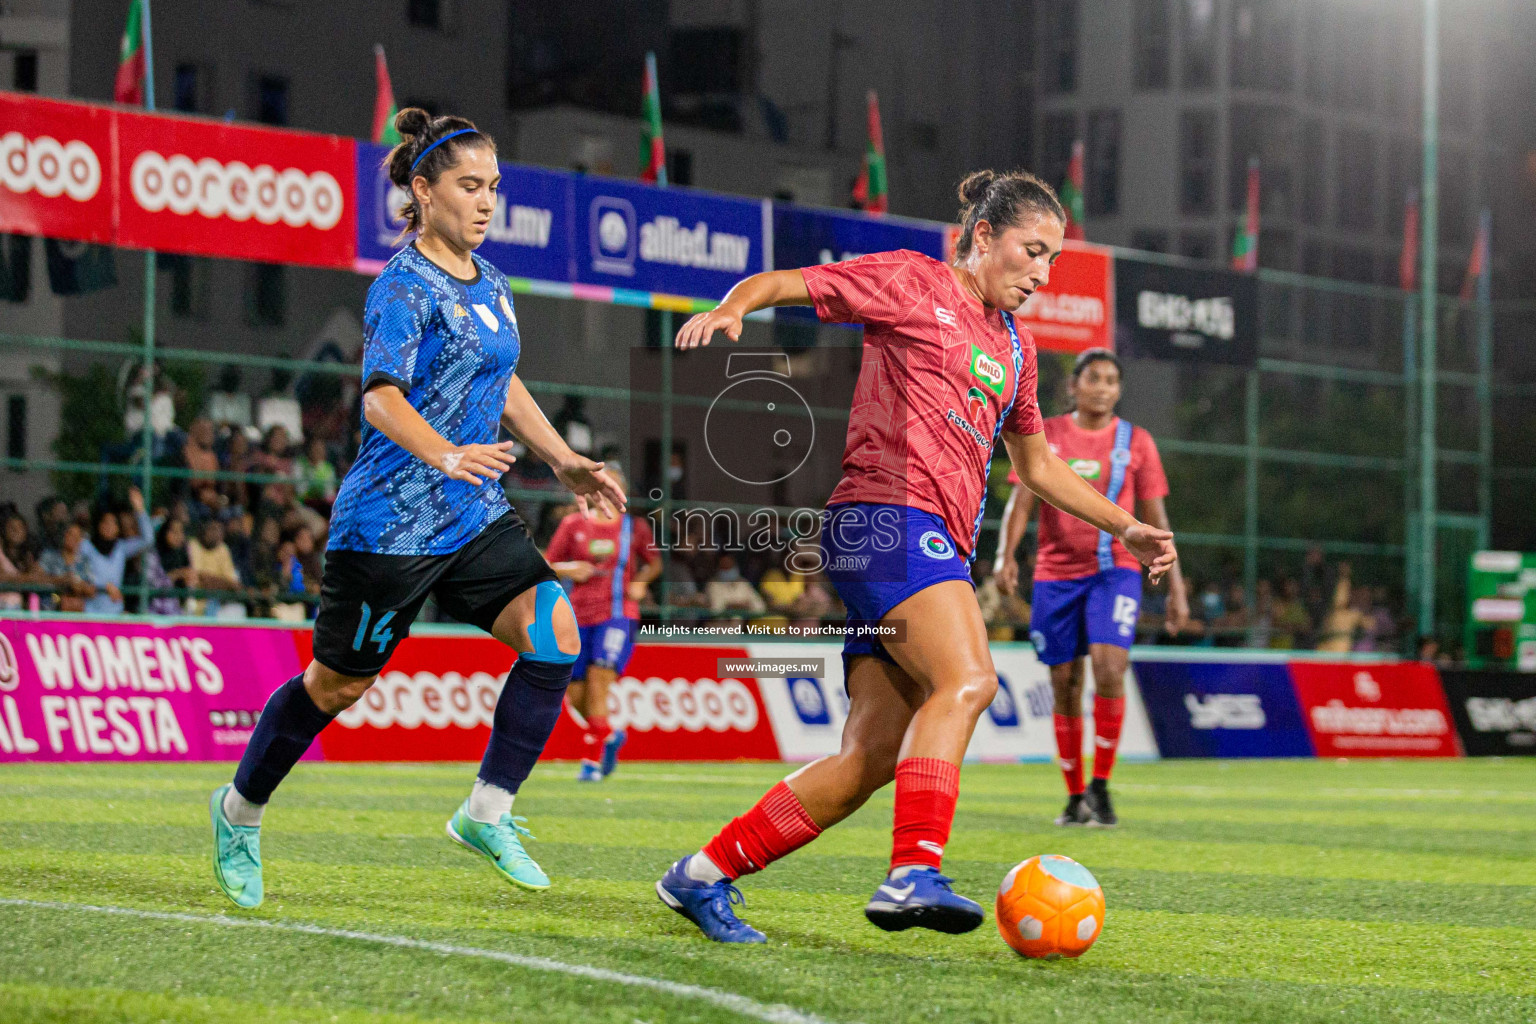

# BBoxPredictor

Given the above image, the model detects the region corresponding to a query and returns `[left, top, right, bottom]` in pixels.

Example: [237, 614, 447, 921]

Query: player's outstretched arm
[992, 482, 1037, 596]
[675, 269, 812, 349]
[1002, 429, 1178, 585]
[500, 374, 627, 518]
[363, 383, 516, 485]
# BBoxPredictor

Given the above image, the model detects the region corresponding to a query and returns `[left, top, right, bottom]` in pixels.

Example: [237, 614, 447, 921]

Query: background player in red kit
[652, 170, 1179, 943]
[994, 349, 1189, 826]
[546, 467, 661, 781]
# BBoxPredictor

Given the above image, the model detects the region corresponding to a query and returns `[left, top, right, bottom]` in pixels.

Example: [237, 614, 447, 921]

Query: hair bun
[957, 169, 997, 207]
[394, 107, 430, 140]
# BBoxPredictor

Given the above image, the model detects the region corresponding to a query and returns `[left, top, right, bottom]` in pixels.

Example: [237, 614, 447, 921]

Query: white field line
[0, 898, 840, 1024]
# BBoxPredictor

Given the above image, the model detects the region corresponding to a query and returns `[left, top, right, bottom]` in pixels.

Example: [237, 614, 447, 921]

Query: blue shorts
[821, 502, 973, 668]
[571, 618, 637, 680]
[1029, 568, 1143, 666]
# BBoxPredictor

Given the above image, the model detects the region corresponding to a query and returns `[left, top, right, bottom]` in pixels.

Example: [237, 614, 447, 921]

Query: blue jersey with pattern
[328, 245, 520, 555]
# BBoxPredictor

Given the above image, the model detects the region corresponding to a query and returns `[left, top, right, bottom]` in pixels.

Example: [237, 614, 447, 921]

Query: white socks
[222, 786, 265, 827]
[467, 779, 516, 823]
[685, 851, 728, 884]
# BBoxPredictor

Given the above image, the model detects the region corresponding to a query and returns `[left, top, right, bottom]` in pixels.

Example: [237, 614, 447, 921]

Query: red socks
[582, 714, 612, 761]
[701, 781, 822, 880]
[890, 758, 960, 872]
[1054, 713, 1085, 795]
[1092, 696, 1126, 781]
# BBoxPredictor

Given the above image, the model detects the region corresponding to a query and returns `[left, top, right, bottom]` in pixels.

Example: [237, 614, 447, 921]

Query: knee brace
[522, 579, 579, 665]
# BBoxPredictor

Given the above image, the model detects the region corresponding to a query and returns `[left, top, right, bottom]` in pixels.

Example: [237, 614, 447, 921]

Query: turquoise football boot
[445, 800, 551, 891]
[208, 783, 263, 909]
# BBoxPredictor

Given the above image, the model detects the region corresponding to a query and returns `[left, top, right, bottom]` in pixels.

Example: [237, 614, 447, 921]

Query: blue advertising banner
[772, 204, 947, 323]
[570, 175, 767, 300]
[1132, 660, 1315, 758]
[354, 143, 572, 284]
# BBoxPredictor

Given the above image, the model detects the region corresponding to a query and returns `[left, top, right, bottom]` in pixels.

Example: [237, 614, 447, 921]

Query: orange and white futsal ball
[995, 854, 1106, 959]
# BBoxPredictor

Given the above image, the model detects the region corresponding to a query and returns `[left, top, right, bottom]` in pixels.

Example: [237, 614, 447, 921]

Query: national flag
[1058, 140, 1085, 240]
[1231, 157, 1260, 272]
[114, 0, 146, 106]
[851, 90, 889, 215]
[372, 45, 401, 145]
[639, 51, 666, 186]
[1399, 191, 1419, 292]
[1460, 209, 1490, 302]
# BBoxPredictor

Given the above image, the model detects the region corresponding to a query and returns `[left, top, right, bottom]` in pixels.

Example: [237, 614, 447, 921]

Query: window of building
[165, 254, 210, 319]
[252, 74, 289, 125]
[1134, 0, 1171, 91]
[1229, 104, 1295, 219]
[13, 50, 38, 92]
[1437, 147, 1471, 247]
[667, 148, 693, 187]
[1040, 112, 1078, 198]
[1181, 0, 1217, 89]
[6, 395, 26, 460]
[1041, 0, 1079, 95]
[1085, 109, 1121, 216]
[1303, 4, 1334, 104]
[246, 263, 286, 327]
[1179, 110, 1218, 215]
[1335, 128, 1376, 231]
[1179, 232, 1216, 261]
[173, 63, 210, 114]
[1230, 0, 1295, 92]
[1299, 119, 1327, 226]
[408, 0, 443, 29]
[1131, 230, 1171, 254]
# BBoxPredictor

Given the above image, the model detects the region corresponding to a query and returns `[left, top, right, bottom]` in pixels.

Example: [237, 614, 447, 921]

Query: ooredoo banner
[0, 620, 305, 762]
[1013, 239, 1115, 355]
[0, 93, 114, 244]
[116, 110, 354, 269]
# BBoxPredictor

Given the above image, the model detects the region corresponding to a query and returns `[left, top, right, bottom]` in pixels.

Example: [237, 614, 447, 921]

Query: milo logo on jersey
[587, 538, 616, 558]
[970, 345, 1006, 397]
[1069, 458, 1102, 480]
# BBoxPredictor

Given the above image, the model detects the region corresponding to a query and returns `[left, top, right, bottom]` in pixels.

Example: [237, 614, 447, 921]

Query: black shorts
[312, 509, 558, 677]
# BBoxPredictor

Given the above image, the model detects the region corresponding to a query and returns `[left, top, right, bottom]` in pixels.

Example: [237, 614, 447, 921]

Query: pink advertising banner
[0, 620, 304, 763]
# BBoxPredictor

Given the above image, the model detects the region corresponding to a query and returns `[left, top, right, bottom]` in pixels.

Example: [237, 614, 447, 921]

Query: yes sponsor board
[0, 93, 114, 243]
[1132, 658, 1315, 758]
[353, 142, 570, 282]
[1013, 240, 1115, 355]
[1437, 669, 1536, 756]
[1288, 661, 1460, 758]
[771, 204, 946, 325]
[0, 620, 304, 762]
[1114, 259, 1258, 366]
[115, 110, 354, 268]
[573, 176, 766, 300]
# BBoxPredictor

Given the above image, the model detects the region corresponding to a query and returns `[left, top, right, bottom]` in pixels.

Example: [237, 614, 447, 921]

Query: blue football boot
[864, 866, 984, 934]
[655, 856, 766, 944]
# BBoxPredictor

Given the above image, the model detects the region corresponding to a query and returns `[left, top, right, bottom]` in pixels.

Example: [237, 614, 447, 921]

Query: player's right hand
[565, 561, 597, 583]
[675, 306, 743, 349]
[994, 556, 1020, 596]
[439, 441, 516, 485]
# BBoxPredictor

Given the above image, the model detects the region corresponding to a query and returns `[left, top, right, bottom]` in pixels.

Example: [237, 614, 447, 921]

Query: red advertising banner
[115, 110, 354, 269]
[0, 93, 115, 243]
[1014, 239, 1115, 354]
[1289, 661, 1461, 758]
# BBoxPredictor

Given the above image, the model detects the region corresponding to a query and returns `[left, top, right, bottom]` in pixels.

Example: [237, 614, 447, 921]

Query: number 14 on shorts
[352, 602, 397, 654]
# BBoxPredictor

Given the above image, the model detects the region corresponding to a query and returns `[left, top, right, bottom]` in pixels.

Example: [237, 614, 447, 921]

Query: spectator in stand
[1, 513, 46, 609]
[705, 554, 765, 619]
[1193, 580, 1226, 648]
[182, 417, 220, 488]
[187, 517, 242, 617]
[758, 560, 806, 616]
[81, 487, 155, 616]
[256, 367, 304, 445]
[223, 510, 256, 586]
[187, 482, 223, 526]
[1247, 579, 1275, 648]
[1271, 578, 1311, 650]
[295, 436, 338, 513]
[121, 362, 183, 462]
[1215, 584, 1248, 647]
[221, 429, 255, 510]
[34, 496, 69, 552]
[287, 524, 323, 602]
[268, 538, 309, 621]
[788, 570, 835, 632]
[1316, 562, 1363, 652]
[206, 365, 253, 432]
[147, 518, 195, 615]
[252, 424, 300, 517]
[41, 522, 95, 612]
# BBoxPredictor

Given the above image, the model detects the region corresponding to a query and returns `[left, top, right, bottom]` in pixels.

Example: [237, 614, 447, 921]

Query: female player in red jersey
[653, 170, 1179, 943]
[993, 349, 1189, 828]
[546, 467, 662, 780]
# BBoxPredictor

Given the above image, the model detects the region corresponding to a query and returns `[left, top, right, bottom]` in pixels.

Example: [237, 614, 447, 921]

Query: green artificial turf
[1, 758, 1533, 1023]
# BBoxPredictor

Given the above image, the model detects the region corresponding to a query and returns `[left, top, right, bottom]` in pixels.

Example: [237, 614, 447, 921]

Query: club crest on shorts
[919, 530, 954, 560]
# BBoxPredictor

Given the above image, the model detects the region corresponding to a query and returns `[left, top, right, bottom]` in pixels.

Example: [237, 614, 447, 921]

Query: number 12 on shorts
[352, 602, 397, 654]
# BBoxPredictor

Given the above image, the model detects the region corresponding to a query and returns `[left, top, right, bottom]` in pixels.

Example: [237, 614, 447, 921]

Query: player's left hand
[626, 580, 649, 602]
[1164, 582, 1191, 636]
[556, 457, 628, 518]
[1122, 521, 1177, 585]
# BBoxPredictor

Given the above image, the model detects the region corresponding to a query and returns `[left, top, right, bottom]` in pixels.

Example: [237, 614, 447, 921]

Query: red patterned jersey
[545, 513, 659, 625]
[1016, 414, 1169, 580]
[801, 249, 1043, 558]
